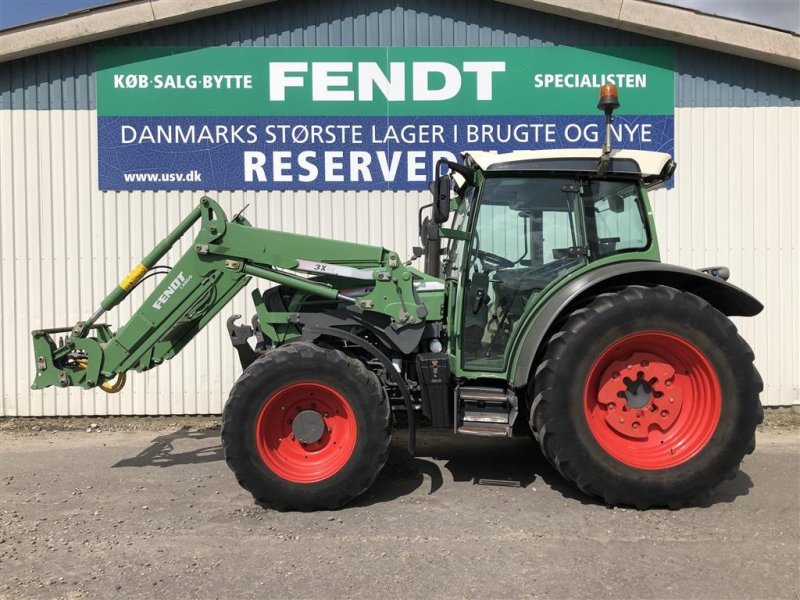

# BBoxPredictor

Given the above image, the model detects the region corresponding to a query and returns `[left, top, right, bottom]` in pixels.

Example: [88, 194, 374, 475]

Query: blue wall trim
[1, 0, 798, 110]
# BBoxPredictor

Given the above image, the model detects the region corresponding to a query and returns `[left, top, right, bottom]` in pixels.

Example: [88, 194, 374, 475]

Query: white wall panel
[651, 106, 799, 407]
[1, 106, 798, 415]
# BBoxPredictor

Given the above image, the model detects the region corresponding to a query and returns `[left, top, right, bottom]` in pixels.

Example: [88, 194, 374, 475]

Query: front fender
[511, 261, 762, 388]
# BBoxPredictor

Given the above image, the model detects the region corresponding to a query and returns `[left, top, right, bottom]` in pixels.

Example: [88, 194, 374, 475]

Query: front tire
[222, 342, 392, 511]
[530, 285, 763, 508]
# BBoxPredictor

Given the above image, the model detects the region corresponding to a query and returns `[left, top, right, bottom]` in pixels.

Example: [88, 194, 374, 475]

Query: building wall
[1, 0, 798, 415]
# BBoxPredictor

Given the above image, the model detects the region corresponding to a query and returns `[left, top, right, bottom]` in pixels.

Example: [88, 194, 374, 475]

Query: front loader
[31, 85, 763, 510]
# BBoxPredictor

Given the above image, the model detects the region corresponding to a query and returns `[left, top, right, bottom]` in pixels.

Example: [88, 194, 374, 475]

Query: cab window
[582, 180, 649, 258]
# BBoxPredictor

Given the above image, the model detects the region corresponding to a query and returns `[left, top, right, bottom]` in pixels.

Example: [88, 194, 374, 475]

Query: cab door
[459, 175, 587, 372]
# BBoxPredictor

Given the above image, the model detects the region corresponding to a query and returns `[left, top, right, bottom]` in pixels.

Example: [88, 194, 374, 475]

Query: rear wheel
[222, 342, 391, 511]
[531, 285, 763, 508]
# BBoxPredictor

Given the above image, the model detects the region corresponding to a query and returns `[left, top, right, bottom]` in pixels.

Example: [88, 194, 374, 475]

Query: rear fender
[511, 261, 762, 388]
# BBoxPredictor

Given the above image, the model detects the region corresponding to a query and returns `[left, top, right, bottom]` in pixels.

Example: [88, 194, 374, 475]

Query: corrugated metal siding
[0, 0, 798, 414]
[652, 106, 800, 407]
[2, 0, 799, 111]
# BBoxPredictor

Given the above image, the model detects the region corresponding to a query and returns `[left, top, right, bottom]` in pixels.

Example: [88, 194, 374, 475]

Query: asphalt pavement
[0, 424, 798, 599]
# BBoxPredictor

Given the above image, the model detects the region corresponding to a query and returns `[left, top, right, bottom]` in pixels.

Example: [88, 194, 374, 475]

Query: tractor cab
[438, 147, 676, 372]
[422, 83, 677, 376]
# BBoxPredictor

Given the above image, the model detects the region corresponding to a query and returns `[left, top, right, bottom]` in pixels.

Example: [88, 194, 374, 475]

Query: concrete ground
[0, 420, 798, 599]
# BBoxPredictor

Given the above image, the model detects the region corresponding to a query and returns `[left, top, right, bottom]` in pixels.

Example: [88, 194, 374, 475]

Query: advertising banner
[96, 46, 674, 191]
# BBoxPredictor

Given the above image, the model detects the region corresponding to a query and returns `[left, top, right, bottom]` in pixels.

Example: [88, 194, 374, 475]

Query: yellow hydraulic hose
[77, 360, 127, 394]
[99, 372, 127, 394]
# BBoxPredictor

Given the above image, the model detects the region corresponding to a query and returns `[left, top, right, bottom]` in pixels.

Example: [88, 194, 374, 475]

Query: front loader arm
[32, 197, 439, 392]
[32, 198, 249, 391]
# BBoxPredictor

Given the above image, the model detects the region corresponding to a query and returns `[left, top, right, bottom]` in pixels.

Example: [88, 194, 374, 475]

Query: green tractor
[31, 87, 763, 510]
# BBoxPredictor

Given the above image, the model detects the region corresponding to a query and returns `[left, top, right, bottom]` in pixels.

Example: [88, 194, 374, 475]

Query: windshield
[461, 176, 587, 370]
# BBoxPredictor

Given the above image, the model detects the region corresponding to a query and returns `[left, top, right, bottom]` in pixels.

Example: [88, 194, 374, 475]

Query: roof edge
[0, 0, 273, 64]
[0, 0, 797, 68]
[496, 0, 800, 70]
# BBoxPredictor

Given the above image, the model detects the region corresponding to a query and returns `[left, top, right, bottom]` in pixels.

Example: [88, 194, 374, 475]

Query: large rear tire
[222, 342, 391, 511]
[530, 285, 763, 508]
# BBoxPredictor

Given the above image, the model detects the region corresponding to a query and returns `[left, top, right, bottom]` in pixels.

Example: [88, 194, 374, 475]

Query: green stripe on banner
[96, 46, 674, 117]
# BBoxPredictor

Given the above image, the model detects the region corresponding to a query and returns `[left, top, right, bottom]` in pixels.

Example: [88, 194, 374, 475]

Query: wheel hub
[254, 382, 357, 484]
[596, 351, 684, 439]
[623, 375, 653, 409]
[584, 331, 722, 470]
[292, 409, 325, 444]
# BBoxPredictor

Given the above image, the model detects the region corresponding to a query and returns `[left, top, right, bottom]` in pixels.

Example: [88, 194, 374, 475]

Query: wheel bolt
[665, 379, 673, 387]
[661, 410, 669, 418]
[640, 360, 649, 367]
[632, 422, 640, 430]
[669, 397, 675, 403]
[612, 371, 620, 379]
[608, 402, 616, 410]
[619, 418, 625, 424]
[636, 410, 643, 417]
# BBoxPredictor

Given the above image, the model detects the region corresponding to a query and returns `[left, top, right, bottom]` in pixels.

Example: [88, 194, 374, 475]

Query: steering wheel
[473, 249, 515, 271]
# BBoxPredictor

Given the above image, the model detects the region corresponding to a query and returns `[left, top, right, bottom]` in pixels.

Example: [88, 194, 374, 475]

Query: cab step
[455, 386, 518, 437]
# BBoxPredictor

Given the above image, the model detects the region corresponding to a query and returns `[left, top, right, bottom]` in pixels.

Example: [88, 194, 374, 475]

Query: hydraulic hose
[77, 359, 127, 394]
[79, 205, 204, 334]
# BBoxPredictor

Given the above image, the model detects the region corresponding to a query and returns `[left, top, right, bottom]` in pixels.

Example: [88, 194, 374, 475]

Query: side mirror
[608, 193, 625, 213]
[429, 174, 451, 224]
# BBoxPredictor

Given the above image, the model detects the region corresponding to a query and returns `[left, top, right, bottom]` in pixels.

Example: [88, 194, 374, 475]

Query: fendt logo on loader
[152, 272, 192, 310]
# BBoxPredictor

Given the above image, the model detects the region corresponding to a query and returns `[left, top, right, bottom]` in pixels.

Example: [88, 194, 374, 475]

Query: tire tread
[530, 285, 763, 509]
[221, 342, 391, 511]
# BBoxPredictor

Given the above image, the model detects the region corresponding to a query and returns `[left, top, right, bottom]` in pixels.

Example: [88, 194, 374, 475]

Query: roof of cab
[463, 149, 674, 178]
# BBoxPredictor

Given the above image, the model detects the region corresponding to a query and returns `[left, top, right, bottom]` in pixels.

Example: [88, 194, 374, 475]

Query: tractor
[31, 85, 763, 510]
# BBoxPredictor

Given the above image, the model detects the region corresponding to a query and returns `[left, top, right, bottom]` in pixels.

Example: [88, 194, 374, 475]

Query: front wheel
[530, 285, 763, 508]
[222, 342, 391, 511]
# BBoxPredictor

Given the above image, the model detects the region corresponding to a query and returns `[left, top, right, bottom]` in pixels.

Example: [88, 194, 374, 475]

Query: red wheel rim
[255, 382, 357, 483]
[583, 331, 721, 470]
